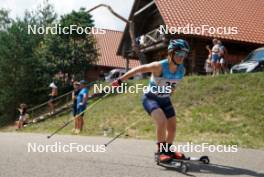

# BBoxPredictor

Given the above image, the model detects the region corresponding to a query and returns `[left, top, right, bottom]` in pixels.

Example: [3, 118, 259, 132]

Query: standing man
[218, 40, 228, 74]
[72, 81, 81, 133]
[48, 82, 58, 115]
[75, 80, 89, 134]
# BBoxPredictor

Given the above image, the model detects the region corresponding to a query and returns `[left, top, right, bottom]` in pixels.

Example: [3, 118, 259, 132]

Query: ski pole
[104, 119, 143, 147]
[47, 92, 111, 139]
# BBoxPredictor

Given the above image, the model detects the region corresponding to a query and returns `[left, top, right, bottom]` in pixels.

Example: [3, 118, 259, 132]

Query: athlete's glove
[111, 79, 122, 87]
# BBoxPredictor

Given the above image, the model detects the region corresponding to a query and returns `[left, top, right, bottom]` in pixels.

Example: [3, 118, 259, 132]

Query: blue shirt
[77, 88, 89, 108]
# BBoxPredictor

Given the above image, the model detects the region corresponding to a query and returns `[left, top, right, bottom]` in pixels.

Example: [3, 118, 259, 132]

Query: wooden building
[86, 29, 140, 81]
[117, 0, 264, 74]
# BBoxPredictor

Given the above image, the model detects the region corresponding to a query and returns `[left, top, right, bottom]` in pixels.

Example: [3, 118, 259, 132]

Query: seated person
[16, 103, 29, 130]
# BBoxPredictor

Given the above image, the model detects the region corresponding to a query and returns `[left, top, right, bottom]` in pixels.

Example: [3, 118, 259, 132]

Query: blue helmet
[168, 39, 190, 53]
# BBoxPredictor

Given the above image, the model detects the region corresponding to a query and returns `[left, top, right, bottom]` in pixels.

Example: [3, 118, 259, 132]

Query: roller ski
[155, 152, 210, 174]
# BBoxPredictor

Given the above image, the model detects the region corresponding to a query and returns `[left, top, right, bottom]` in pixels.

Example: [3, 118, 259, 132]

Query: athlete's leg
[151, 108, 173, 162]
[166, 116, 176, 144]
[166, 116, 185, 159]
[142, 95, 172, 162]
[151, 108, 167, 143]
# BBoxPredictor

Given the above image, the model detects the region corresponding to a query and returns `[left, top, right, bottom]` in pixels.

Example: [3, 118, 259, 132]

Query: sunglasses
[174, 50, 188, 58]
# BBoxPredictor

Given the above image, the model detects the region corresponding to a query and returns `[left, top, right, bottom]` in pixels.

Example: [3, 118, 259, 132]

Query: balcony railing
[136, 28, 165, 48]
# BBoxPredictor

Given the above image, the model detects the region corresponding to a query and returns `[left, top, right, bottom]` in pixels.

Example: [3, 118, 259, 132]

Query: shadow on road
[185, 163, 264, 177]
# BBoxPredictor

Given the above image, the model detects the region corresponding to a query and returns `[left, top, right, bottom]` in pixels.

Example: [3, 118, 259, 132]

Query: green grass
[2, 73, 264, 149]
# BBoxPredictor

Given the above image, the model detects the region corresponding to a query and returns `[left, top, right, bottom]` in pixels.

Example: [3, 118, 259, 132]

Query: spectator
[204, 58, 213, 75]
[205, 45, 213, 75]
[206, 45, 212, 60]
[218, 40, 228, 74]
[16, 103, 28, 130]
[211, 39, 221, 76]
[71, 81, 80, 133]
[48, 82, 58, 115]
[75, 80, 89, 134]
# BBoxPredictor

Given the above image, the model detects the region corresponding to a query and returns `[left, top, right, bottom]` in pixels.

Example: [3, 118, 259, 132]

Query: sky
[0, 0, 134, 31]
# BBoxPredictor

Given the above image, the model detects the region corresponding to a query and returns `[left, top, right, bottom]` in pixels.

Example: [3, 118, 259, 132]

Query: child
[16, 103, 28, 130]
[204, 58, 213, 75]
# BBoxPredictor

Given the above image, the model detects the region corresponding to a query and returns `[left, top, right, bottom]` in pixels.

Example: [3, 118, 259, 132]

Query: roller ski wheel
[160, 160, 189, 174]
[199, 156, 210, 164]
[154, 153, 159, 165]
[180, 162, 188, 174]
[155, 153, 189, 173]
[154, 153, 167, 165]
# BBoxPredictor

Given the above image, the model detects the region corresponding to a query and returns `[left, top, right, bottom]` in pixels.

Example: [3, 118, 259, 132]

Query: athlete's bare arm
[119, 62, 162, 81]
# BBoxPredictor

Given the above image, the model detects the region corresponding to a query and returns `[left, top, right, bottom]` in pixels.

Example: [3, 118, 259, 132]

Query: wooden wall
[85, 66, 114, 82]
[140, 37, 262, 75]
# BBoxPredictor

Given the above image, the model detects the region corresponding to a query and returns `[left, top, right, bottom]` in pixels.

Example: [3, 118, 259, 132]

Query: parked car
[105, 68, 143, 82]
[230, 47, 264, 73]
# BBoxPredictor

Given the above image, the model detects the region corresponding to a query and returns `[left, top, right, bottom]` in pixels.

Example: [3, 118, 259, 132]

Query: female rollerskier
[112, 39, 190, 162]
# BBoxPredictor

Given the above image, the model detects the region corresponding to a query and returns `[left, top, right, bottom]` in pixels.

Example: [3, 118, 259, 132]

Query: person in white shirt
[48, 82, 58, 115]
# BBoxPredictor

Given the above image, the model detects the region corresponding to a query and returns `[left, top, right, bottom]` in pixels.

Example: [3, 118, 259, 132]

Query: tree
[0, 1, 58, 126]
[0, 3, 98, 126]
[39, 8, 98, 80]
[37, 0, 57, 26]
[0, 8, 12, 30]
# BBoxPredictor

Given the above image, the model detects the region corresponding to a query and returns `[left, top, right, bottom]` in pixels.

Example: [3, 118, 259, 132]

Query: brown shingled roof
[155, 0, 264, 44]
[94, 29, 140, 68]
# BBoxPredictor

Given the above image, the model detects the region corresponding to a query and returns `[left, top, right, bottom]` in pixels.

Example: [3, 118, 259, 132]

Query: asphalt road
[0, 132, 263, 177]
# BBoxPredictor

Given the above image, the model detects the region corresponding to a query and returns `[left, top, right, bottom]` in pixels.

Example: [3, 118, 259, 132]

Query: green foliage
[0, 8, 12, 30]
[38, 7, 98, 79]
[0, 17, 52, 126]
[0, 1, 98, 126]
